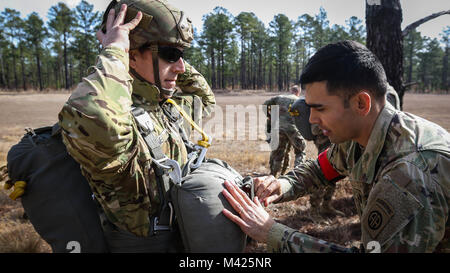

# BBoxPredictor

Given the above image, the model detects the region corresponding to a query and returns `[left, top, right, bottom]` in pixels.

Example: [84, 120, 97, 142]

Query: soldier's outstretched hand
[96, 4, 142, 53]
[253, 175, 283, 206]
[222, 181, 275, 243]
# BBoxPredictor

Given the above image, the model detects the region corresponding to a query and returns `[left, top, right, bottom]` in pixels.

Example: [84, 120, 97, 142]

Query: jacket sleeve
[277, 143, 349, 202]
[58, 46, 155, 236]
[360, 153, 449, 253]
[266, 222, 356, 253]
[176, 61, 216, 116]
[58, 46, 148, 178]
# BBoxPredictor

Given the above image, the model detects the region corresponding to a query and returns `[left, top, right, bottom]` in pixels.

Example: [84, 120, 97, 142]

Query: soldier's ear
[129, 50, 138, 70]
[353, 91, 371, 116]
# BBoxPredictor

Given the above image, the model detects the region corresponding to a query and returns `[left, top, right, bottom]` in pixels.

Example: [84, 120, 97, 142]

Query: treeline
[0, 1, 101, 91]
[0, 1, 448, 92]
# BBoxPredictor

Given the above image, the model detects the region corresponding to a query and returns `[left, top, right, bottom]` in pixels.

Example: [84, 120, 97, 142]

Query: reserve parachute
[290, 97, 314, 141]
[172, 158, 248, 253]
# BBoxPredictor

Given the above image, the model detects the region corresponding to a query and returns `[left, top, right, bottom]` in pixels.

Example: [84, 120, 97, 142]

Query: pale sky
[0, 0, 448, 40]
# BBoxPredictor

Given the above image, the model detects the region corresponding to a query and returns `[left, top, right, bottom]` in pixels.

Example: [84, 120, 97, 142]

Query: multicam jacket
[58, 46, 193, 237]
[268, 103, 450, 253]
[177, 61, 216, 117]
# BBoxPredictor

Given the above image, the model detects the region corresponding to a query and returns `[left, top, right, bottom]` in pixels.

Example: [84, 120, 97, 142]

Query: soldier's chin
[328, 134, 341, 144]
[162, 80, 177, 90]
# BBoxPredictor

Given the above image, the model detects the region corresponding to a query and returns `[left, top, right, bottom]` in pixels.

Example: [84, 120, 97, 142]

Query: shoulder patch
[365, 198, 395, 238]
[362, 175, 424, 246]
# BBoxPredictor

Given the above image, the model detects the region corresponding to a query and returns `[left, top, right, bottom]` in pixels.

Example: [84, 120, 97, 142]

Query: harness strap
[131, 107, 179, 230]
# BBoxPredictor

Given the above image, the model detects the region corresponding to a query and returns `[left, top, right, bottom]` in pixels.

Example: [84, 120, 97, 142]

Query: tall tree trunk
[12, 47, 18, 89]
[240, 38, 246, 89]
[247, 42, 251, 89]
[366, 0, 404, 108]
[442, 46, 448, 92]
[257, 49, 262, 89]
[56, 60, 61, 89]
[5, 57, 10, 89]
[277, 61, 282, 91]
[252, 59, 255, 89]
[262, 52, 267, 90]
[19, 45, 26, 91]
[221, 46, 225, 89]
[47, 61, 51, 89]
[277, 41, 283, 91]
[69, 56, 73, 88]
[269, 62, 273, 91]
[85, 32, 89, 75]
[286, 63, 290, 91]
[0, 52, 6, 88]
[210, 46, 216, 89]
[35, 49, 43, 91]
[63, 31, 69, 89]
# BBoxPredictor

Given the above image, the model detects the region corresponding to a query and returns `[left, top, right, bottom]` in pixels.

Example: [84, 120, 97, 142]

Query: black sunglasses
[158, 46, 184, 63]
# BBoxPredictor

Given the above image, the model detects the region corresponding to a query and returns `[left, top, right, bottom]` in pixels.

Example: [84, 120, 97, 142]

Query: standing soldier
[58, 0, 208, 252]
[263, 85, 306, 177]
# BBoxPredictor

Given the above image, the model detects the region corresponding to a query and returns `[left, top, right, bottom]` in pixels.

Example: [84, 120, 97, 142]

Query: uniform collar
[130, 73, 161, 108]
[354, 103, 396, 184]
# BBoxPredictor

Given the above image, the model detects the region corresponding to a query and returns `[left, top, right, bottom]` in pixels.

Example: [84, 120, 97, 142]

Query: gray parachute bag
[171, 158, 248, 253]
[6, 124, 108, 253]
[291, 98, 314, 141]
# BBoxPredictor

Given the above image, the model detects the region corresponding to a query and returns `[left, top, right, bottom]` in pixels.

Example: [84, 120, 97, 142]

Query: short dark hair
[300, 40, 387, 106]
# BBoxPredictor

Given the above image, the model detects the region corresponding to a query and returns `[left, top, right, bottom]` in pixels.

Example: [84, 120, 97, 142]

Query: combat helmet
[102, 0, 194, 97]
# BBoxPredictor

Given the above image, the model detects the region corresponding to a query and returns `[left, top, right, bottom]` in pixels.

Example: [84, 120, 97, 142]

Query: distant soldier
[263, 85, 306, 177]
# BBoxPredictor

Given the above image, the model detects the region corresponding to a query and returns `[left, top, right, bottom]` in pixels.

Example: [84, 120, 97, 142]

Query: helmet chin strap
[149, 45, 175, 98]
[129, 45, 176, 99]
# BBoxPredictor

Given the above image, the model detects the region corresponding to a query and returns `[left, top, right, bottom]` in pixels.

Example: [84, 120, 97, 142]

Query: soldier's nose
[172, 57, 185, 74]
[309, 110, 319, 124]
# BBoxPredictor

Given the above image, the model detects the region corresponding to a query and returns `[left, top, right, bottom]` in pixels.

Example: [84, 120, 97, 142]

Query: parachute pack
[290, 98, 315, 141]
[4, 98, 248, 253]
[6, 125, 109, 253]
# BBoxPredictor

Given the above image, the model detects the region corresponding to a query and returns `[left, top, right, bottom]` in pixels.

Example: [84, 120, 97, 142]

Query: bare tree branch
[402, 10, 450, 37]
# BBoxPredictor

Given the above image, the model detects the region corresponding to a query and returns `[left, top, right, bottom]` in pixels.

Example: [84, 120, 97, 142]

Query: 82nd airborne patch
[364, 198, 395, 239]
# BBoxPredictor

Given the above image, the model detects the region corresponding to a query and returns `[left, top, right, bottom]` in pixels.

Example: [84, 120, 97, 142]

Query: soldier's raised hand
[96, 4, 142, 53]
[253, 175, 283, 206]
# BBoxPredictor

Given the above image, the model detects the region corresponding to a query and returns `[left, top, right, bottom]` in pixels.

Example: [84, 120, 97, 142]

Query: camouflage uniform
[58, 46, 205, 238]
[264, 94, 306, 177]
[176, 61, 216, 118]
[267, 103, 450, 252]
[386, 84, 401, 110]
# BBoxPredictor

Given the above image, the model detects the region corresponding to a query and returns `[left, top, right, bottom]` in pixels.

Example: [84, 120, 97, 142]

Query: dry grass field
[0, 90, 449, 253]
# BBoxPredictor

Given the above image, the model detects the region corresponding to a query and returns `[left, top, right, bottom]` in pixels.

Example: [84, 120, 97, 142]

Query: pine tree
[48, 2, 75, 89]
